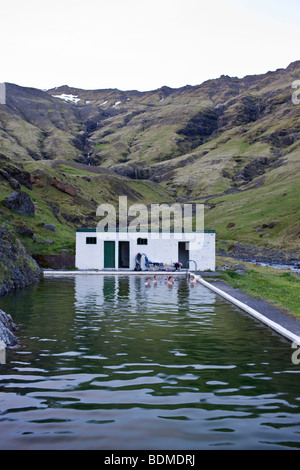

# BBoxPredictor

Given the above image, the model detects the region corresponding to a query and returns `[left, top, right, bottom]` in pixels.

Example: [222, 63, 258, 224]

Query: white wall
[75, 231, 215, 271]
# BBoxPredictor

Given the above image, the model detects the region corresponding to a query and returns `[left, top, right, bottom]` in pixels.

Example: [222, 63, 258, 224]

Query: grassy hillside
[0, 61, 300, 260]
[0, 158, 174, 256]
[202, 145, 300, 254]
[217, 256, 300, 317]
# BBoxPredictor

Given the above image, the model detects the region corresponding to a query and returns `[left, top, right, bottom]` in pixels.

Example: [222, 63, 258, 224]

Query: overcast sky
[1, 0, 299, 91]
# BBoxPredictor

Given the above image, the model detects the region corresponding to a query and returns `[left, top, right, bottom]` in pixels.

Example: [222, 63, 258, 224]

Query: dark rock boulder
[4, 190, 35, 216]
[43, 223, 55, 232]
[0, 310, 18, 347]
[17, 225, 35, 238]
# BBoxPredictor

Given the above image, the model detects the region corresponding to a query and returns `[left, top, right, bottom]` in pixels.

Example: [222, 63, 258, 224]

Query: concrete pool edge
[195, 275, 300, 345]
[43, 270, 188, 276]
[43, 269, 300, 345]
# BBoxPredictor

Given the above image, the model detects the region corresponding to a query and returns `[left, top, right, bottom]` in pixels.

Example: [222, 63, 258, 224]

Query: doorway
[118, 241, 130, 268]
[178, 241, 189, 268]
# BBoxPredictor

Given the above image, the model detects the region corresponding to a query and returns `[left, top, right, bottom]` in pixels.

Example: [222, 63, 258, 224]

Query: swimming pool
[0, 275, 299, 449]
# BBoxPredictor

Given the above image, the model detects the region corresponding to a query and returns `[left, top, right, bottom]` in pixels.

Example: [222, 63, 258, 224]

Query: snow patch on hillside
[52, 93, 81, 104]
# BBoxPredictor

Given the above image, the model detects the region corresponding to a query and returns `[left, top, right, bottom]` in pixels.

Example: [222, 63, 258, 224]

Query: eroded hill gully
[71, 94, 274, 183]
[71, 104, 140, 167]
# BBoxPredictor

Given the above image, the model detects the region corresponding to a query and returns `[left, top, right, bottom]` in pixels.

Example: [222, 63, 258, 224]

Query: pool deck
[43, 269, 188, 276]
[197, 276, 300, 345]
[43, 269, 300, 345]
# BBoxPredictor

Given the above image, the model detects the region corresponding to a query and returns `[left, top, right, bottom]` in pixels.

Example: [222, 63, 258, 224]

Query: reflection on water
[0, 275, 299, 450]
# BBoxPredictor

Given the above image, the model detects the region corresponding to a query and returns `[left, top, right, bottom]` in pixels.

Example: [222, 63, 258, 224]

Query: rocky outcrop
[0, 161, 32, 191]
[0, 225, 42, 297]
[0, 310, 18, 347]
[217, 242, 300, 265]
[0, 169, 21, 190]
[177, 108, 219, 151]
[112, 164, 150, 180]
[50, 178, 77, 196]
[234, 156, 281, 185]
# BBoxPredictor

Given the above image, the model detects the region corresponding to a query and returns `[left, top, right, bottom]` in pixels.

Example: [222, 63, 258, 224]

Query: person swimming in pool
[145, 277, 151, 287]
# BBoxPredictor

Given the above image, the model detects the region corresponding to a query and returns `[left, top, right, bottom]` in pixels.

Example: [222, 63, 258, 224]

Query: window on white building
[86, 237, 97, 245]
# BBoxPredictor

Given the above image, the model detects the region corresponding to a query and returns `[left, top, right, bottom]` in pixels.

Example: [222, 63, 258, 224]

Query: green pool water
[0, 275, 299, 450]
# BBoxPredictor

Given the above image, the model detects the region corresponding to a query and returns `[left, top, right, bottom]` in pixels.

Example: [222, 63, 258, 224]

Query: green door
[104, 241, 115, 268]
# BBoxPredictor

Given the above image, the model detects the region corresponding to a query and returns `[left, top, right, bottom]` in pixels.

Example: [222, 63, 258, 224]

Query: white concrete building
[75, 229, 215, 272]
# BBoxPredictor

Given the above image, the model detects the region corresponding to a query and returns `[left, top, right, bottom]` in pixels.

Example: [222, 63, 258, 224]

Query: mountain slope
[0, 61, 300, 260]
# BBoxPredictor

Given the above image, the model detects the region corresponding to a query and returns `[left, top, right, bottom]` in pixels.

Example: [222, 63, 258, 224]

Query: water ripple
[0, 275, 299, 449]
